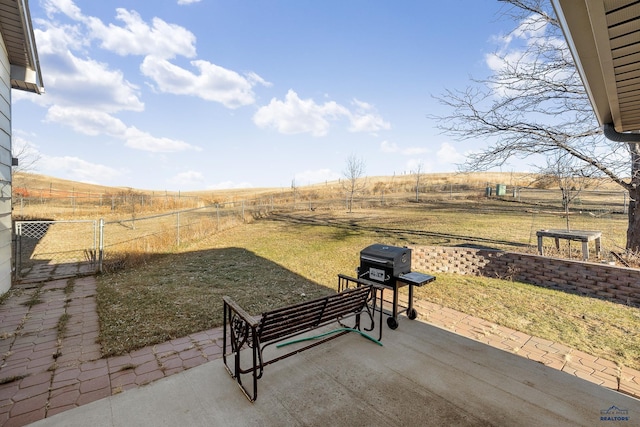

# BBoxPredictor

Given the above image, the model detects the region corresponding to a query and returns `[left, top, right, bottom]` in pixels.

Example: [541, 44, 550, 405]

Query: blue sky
[12, 0, 523, 191]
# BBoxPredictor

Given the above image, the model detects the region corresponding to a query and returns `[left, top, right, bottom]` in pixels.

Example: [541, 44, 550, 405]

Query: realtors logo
[600, 406, 629, 422]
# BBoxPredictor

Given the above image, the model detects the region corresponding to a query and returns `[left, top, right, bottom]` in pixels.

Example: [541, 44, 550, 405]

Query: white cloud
[86, 9, 197, 59]
[347, 99, 391, 134]
[177, 0, 202, 4]
[294, 169, 341, 185]
[485, 13, 569, 98]
[45, 106, 126, 136]
[44, 1, 197, 59]
[171, 171, 205, 187]
[437, 142, 466, 164]
[140, 56, 266, 108]
[254, 90, 393, 137]
[38, 155, 125, 184]
[30, 0, 264, 157]
[123, 127, 200, 152]
[43, 0, 84, 21]
[45, 106, 200, 152]
[32, 27, 144, 113]
[253, 90, 350, 136]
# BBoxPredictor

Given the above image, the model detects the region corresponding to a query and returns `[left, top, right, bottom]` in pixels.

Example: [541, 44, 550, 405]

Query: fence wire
[12, 185, 631, 279]
[14, 220, 97, 281]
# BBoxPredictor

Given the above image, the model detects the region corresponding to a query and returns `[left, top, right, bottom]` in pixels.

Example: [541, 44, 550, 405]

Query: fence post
[98, 219, 104, 273]
[176, 212, 180, 246]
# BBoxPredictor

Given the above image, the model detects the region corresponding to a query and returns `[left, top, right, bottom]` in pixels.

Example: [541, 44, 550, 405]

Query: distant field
[95, 204, 639, 371]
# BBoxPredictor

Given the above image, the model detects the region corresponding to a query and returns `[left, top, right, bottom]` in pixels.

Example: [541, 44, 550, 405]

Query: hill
[12, 171, 538, 198]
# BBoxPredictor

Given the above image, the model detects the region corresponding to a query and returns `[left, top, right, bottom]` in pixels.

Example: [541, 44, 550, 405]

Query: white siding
[0, 34, 12, 294]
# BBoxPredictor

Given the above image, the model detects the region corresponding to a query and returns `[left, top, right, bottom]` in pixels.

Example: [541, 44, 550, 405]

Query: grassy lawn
[96, 202, 640, 371]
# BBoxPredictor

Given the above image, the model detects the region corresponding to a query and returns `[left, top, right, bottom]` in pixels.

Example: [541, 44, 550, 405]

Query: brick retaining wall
[411, 246, 640, 306]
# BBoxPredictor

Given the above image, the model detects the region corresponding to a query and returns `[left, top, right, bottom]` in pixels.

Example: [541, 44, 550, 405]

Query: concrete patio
[0, 272, 638, 426]
[29, 311, 640, 426]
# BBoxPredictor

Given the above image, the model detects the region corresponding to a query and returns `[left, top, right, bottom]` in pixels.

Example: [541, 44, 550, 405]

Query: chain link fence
[14, 220, 98, 281]
[12, 184, 630, 280]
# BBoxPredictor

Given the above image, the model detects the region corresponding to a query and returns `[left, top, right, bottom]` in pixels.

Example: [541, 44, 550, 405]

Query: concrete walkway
[0, 275, 638, 426]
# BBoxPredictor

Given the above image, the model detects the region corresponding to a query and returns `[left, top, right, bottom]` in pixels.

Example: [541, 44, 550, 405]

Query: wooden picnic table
[536, 229, 602, 260]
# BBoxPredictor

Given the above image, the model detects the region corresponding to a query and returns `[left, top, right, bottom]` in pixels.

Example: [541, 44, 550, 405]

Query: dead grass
[414, 274, 640, 370]
[95, 200, 640, 372]
[96, 248, 334, 357]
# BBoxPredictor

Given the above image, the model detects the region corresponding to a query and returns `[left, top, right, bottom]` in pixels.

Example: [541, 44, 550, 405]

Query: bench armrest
[223, 296, 260, 328]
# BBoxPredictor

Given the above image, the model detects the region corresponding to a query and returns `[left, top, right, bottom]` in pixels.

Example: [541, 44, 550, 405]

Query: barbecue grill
[358, 244, 435, 329]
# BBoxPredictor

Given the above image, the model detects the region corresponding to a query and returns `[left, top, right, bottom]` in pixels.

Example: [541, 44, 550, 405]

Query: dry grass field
[10, 172, 640, 372]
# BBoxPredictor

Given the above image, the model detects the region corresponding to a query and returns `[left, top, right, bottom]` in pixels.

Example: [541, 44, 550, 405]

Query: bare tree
[12, 139, 41, 174]
[343, 154, 366, 213]
[535, 152, 592, 230]
[431, 0, 640, 251]
[414, 163, 424, 202]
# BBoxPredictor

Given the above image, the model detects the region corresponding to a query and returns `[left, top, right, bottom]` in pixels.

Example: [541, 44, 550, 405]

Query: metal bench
[222, 285, 382, 402]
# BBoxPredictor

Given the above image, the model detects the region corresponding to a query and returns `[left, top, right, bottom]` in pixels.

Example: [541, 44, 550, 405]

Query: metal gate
[14, 220, 99, 282]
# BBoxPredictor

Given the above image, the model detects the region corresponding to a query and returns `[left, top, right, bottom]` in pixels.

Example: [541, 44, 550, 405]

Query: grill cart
[358, 244, 435, 329]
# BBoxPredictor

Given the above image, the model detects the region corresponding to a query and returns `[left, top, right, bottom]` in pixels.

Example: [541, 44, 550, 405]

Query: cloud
[253, 91, 390, 137]
[485, 13, 569, 98]
[45, 106, 200, 152]
[253, 90, 350, 136]
[436, 142, 466, 164]
[177, 0, 202, 4]
[43, 0, 84, 21]
[123, 127, 200, 152]
[44, 1, 197, 59]
[171, 171, 205, 187]
[348, 99, 391, 134]
[31, 0, 267, 153]
[140, 56, 266, 108]
[85, 9, 197, 59]
[30, 26, 144, 113]
[38, 155, 125, 184]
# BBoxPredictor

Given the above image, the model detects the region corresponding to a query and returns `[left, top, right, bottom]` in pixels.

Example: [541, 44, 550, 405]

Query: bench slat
[259, 287, 370, 343]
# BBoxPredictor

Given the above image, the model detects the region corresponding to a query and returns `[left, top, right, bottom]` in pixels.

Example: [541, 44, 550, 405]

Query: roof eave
[551, 0, 612, 129]
[8, 0, 44, 94]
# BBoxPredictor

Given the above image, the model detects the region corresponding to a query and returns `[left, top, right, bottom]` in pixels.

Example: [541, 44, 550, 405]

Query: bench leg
[537, 235, 544, 256]
[360, 287, 384, 341]
[223, 302, 260, 402]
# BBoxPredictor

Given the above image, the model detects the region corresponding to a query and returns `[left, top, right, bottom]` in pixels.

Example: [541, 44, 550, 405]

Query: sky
[12, 0, 527, 191]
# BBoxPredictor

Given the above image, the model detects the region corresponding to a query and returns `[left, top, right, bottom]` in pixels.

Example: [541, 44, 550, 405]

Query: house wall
[0, 35, 13, 294]
[411, 246, 640, 306]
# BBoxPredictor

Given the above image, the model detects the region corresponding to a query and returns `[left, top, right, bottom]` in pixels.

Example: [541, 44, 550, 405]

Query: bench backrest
[257, 285, 372, 344]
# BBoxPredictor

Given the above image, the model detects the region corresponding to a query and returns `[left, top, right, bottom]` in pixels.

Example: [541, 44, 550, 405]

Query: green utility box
[496, 184, 506, 196]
